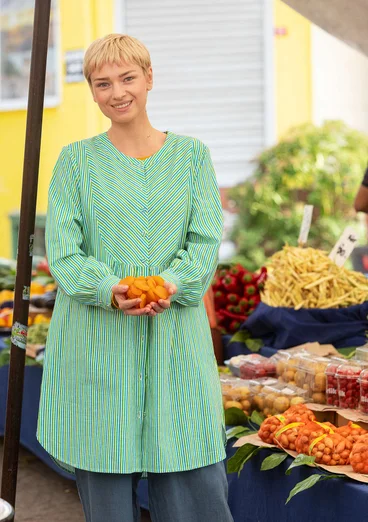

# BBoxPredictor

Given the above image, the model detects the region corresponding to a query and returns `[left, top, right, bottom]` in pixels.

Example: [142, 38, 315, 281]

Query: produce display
[212, 265, 267, 334]
[27, 323, 50, 346]
[221, 377, 252, 416]
[254, 383, 307, 417]
[295, 421, 335, 455]
[349, 434, 368, 473]
[309, 432, 352, 466]
[325, 362, 341, 407]
[239, 354, 276, 380]
[359, 369, 368, 414]
[335, 421, 367, 444]
[117, 276, 169, 309]
[261, 245, 368, 309]
[336, 363, 367, 410]
[258, 405, 361, 469]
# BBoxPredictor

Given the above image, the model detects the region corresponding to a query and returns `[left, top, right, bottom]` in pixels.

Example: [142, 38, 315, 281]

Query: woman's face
[90, 61, 153, 124]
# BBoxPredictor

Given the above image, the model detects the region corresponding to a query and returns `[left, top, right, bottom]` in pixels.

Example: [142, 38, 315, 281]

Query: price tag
[298, 205, 314, 246]
[329, 227, 358, 267]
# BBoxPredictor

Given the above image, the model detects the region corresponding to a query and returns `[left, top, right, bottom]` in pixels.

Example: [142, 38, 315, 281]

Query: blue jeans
[75, 461, 234, 522]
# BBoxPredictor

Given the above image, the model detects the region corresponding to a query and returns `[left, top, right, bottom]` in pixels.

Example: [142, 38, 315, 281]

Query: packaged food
[335, 421, 368, 444]
[277, 354, 303, 385]
[239, 355, 276, 380]
[293, 355, 330, 403]
[220, 376, 252, 416]
[257, 383, 308, 417]
[249, 377, 278, 412]
[359, 368, 368, 414]
[283, 403, 316, 423]
[270, 351, 291, 379]
[273, 420, 305, 451]
[325, 362, 340, 407]
[295, 421, 335, 455]
[258, 415, 286, 444]
[227, 354, 264, 377]
[349, 434, 368, 473]
[308, 432, 352, 465]
[355, 344, 368, 363]
[336, 363, 366, 410]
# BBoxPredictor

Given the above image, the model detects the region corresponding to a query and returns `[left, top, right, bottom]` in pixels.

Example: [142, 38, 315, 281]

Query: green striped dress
[37, 131, 226, 474]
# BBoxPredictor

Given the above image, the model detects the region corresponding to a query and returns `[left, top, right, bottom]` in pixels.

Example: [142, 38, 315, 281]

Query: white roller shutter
[116, 0, 274, 187]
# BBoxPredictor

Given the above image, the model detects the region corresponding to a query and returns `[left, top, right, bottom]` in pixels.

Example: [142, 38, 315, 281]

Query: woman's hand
[147, 281, 177, 317]
[112, 284, 152, 316]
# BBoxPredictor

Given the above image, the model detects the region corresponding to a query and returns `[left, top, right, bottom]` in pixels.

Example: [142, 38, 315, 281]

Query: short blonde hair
[83, 34, 151, 85]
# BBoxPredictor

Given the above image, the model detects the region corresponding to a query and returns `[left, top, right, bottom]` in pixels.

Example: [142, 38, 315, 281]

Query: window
[0, 0, 60, 111]
[9, 213, 46, 259]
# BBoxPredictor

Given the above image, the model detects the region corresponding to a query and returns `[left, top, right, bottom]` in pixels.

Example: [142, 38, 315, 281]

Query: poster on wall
[0, 0, 60, 111]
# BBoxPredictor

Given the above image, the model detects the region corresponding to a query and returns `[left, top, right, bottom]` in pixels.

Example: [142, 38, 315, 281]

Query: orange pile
[120, 276, 169, 309]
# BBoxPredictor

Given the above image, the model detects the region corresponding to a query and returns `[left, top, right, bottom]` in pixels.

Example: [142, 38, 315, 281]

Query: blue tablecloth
[1, 364, 368, 520]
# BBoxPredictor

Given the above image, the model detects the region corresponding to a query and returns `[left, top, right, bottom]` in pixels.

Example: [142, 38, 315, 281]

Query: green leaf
[224, 407, 248, 426]
[285, 473, 345, 504]
[226, 426, 252, 441]
[285, 454, 316, 475]
[261, 453, 288, 471]
[244, 338, 263, 352]
[227, 444, 261, 476]
[285, 474, 322, 504]
[229, 330, 250, 344]
[250, 410, 265, 427]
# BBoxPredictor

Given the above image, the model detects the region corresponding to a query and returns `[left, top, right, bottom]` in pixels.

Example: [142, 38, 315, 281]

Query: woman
[37, 34, 233, 522]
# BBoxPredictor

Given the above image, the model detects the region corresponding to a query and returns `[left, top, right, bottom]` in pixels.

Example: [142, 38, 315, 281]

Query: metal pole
[1, 0, 52, 515]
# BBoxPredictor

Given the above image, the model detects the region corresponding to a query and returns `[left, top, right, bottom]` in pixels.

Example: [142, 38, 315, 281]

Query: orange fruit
[153, 286, 169, 300]
[130, 285, 142, 296]
[135, 280, 150, 292]
[152, 276, 165, 286]
[146, 289, 158, 303]
[120, 276, 135, 286]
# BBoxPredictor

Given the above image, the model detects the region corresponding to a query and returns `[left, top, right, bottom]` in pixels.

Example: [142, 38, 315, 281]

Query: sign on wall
[64, 50, 84, 83]
[0, 0, 60, 110]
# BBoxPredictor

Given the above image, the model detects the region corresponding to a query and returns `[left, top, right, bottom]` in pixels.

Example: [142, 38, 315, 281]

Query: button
[138, 412, 142, 420]
[139, 373, 143, 381]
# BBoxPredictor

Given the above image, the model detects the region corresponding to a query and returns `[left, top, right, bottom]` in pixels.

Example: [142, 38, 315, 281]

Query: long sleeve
[46, 146, 121, 309]
[159, 146, 223, 307]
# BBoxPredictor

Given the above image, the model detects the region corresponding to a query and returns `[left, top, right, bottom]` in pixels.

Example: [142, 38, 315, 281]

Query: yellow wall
[274, 0, 313, 138]
[0, 0, 113, 259]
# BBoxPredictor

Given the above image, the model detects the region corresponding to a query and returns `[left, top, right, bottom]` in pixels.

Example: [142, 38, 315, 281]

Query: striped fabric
[37, 132, 226, 474]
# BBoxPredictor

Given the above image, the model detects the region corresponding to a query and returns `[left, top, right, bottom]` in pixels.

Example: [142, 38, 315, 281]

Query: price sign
[329, 227, 358, 267]
[298, 205, 314, 246]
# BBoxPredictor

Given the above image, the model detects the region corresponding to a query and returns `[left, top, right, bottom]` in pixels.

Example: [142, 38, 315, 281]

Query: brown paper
[233, 432, 368, 483]
[285, 342, 339, 357]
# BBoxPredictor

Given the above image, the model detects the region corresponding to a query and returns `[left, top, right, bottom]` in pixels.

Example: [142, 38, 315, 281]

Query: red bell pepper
[229, 264, 246, 278]
[222, 274, 239, 293]
[227, 293, 241, 304]
[245, 284, 257, 296]
[214, 289, 227, 309]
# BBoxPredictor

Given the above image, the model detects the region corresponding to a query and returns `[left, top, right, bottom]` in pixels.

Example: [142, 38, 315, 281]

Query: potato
[236, 386, 251, 399]
[290, 396, 305, 406]
[312, 392, 326, 404]
[224, 401, 242, 410]
[313, 373, 326, 393]
[241, 399, 251, 411]
[253, 395, 265, 411]
[265, 393, 277, 409]
[273, 396, 290, 413]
